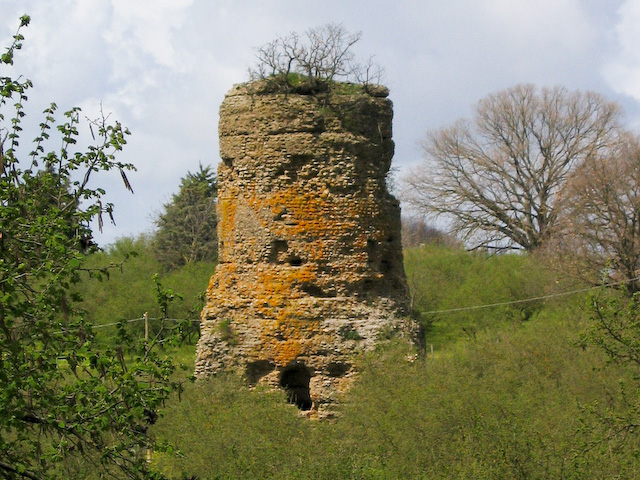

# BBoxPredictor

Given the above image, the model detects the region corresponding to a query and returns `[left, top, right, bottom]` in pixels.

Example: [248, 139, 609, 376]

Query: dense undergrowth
[77, 238, 640, 479]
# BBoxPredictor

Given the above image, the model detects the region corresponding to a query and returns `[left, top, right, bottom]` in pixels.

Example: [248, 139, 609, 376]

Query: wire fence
[51, 276, 636, 334]
[52, 315, 200, 336]
[89, 316, 201, 331]
[419, 276, 638, 316]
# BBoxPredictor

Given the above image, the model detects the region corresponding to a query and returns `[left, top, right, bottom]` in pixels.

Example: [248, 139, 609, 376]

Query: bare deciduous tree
[401, 215, 459, 248]
[249, 23, 383, 92]
[402, 84, 622, 252]
[552, 133, 640, 293]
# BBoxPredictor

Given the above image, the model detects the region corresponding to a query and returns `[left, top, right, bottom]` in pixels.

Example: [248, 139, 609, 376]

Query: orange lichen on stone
[260, 316, 323, 366]
[195, 79, 416, 415]
[255, 265, 316, 307]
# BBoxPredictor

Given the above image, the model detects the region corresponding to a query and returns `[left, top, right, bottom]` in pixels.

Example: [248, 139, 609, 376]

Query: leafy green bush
[0, 17, 183, 479]
[152, 375, 312, 479]
[578, 289, 640, 457]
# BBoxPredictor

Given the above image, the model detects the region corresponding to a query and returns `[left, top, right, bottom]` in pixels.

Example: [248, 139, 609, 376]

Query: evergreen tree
[154, 164, 218, 270]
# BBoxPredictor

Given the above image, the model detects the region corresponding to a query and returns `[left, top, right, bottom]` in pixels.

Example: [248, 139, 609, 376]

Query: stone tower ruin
[195, 80, 416, 414]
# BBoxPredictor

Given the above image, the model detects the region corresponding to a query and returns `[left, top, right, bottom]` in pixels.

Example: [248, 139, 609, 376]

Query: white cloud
[106, 0, 194, 72]
[1, 0, 638, 244]
[604, 0, 640, 102]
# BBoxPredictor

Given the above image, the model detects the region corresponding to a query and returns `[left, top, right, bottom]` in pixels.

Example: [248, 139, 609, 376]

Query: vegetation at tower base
[52, 234, 640, 478]
[150, 244, 640, 479]
[194, 78, 418, 415]
[0, 18, 182, 480]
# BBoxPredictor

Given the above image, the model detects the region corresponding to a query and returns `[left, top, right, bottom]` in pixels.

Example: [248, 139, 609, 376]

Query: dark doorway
[279, 365, 313, 411]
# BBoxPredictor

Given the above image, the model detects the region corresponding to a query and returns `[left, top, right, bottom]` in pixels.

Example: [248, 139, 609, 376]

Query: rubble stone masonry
[194, 80, 417, 415]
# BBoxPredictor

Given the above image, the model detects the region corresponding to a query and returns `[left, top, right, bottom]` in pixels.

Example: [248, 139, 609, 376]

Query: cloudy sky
[2, 0, 639, 245]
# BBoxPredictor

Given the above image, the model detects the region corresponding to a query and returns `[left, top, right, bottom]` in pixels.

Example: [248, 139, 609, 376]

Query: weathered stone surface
[195, 80, 417, 415]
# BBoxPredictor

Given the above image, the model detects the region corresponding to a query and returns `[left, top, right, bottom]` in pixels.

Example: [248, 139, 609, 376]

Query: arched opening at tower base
[280, 364, 313, 411]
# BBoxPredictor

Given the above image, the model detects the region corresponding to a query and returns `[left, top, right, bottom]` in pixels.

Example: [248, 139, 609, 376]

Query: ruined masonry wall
[195, 80, 415, 413]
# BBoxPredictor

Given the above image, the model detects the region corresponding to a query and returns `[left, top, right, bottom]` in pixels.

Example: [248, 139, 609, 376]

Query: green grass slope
[67, 240, 640, 478]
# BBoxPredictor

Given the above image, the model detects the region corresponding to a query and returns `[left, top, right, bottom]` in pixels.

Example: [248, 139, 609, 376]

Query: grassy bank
[75, 240, 640, 478]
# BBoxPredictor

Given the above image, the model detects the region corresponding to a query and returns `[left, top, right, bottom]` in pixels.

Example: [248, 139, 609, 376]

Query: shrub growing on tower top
[248, 23, 383, 94]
